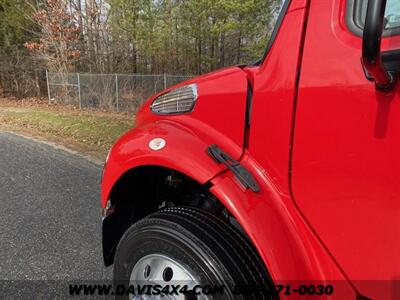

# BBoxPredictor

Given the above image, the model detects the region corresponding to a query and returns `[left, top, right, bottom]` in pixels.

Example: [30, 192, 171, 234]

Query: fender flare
[101, 120, 225, 207]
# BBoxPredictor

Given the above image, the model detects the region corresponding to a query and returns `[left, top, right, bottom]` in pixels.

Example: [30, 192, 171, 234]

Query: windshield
[255, 0, 289, 65]
[269, 1, 288, 34]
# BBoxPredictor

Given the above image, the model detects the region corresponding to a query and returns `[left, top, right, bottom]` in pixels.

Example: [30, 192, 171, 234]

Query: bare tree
[25, 0, 81, 73]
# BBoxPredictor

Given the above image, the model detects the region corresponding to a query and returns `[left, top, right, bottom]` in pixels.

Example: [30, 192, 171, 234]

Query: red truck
[101, 0, 400, 299]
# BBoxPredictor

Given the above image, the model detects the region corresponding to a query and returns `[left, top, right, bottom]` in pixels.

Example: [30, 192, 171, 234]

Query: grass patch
[0, 104, 134, 159]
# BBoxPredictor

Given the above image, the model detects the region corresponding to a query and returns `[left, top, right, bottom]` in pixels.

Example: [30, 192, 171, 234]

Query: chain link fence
[46, 72, 192, 112]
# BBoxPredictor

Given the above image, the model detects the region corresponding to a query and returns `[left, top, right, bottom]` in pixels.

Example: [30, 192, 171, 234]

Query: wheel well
[108, 166, 225, 220]
[103, 166, 234, 266]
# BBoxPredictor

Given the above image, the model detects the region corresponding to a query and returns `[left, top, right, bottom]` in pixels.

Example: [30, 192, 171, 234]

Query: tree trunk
[85, 0, 95, 71]
[236, 31, 242, 64]
[34, 68, 41, 97]
[219, 32, 225, 68]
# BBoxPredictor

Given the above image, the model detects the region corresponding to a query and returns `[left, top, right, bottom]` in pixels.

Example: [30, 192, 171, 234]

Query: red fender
[101, 120, 226, 207]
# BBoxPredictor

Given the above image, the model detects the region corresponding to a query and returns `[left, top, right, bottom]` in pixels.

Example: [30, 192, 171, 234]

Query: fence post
[77, 73, 82, 110]
[115, 74, 119, 112]
[163, 73, 167, 89]
[46, 70, 51, 104]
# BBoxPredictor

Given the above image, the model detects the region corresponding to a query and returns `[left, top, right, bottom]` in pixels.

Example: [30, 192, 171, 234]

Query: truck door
[291, 0, 400, 299]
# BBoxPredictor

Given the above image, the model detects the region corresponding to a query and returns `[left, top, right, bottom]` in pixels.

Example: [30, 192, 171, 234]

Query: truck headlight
[150, 84, 198, 115]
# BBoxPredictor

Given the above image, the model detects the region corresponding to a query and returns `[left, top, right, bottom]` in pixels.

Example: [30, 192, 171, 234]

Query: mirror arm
[362, 0, 397, 91]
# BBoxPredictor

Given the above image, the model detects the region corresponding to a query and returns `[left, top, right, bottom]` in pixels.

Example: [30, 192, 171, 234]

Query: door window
[346, 0, 400, 36]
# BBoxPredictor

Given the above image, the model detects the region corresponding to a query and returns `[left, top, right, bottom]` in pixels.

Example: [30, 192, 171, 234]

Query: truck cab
[101, 0, 400, 299]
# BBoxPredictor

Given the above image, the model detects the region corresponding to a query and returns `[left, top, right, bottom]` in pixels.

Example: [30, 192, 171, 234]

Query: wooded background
[0, 0, 281, 98]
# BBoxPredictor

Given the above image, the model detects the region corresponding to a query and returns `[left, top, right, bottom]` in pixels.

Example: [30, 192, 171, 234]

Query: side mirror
[362, 0, 397, 91]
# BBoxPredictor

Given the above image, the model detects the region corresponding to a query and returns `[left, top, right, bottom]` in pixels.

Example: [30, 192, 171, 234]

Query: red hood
[135, 67, 250, 160]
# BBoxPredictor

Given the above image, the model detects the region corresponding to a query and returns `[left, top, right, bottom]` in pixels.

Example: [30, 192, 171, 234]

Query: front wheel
[113, 207, 276, 299]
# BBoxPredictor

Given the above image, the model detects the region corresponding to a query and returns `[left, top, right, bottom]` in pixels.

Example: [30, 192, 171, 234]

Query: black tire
[113, 207, 277, 299]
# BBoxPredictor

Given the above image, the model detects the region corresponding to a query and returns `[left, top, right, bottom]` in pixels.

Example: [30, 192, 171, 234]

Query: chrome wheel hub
[129, 254, 206, 300]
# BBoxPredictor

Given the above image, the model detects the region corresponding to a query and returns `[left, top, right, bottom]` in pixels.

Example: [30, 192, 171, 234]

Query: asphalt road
[0, 131, 112, 282]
